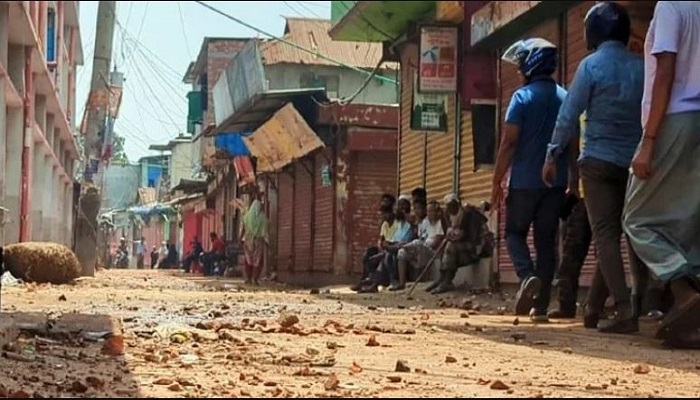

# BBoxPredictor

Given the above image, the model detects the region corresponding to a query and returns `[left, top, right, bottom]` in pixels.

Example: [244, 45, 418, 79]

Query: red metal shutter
[313, 149, 334, 272]
[277, 172, 294, 272]
[293, 161, 313, 272]
[497, 18, 562, 284]
[347, 151, 397, 274]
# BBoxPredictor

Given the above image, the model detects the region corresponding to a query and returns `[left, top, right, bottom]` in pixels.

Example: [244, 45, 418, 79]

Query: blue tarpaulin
[214, 132, 252, 157]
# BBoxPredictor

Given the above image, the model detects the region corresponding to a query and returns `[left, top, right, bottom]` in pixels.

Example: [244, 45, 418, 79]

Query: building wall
[264, 64, 399, 104]
[1, 2, 81, 246]
[170, 141, 194, 190]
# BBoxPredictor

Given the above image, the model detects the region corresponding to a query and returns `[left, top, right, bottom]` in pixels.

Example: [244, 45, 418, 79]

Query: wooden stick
[406, 240, 448, 298]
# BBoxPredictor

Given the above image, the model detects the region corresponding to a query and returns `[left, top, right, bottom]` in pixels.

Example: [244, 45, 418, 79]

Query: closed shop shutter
[215, 188, 224, 240]
[347, 151, 397, 274]
[497, 18, 561, 284]
[294, 161, 313, 272]
[313, 149, 334, 272]
[399, 41, 426, 195]
[459, 112, 494, 205]
[425, 95, 456, 201]
[277, 172, 294, 272]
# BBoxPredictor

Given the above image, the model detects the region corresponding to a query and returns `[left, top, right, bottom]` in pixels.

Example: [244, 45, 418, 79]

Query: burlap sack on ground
[2, 242, 81, 284]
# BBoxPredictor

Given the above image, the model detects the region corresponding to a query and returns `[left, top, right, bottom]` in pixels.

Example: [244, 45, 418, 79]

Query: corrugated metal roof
[260, 17, 397, 69]
[243, 103, 324, 173]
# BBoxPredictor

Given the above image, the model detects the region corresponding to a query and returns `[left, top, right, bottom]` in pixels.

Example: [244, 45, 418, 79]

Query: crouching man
[426, 194, 494, 295]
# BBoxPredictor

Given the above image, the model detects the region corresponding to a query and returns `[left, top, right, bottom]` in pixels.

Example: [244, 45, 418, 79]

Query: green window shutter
[187, 91, 204, 133]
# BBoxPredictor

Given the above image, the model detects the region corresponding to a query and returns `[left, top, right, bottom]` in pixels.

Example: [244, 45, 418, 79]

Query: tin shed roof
[260, 17, 397, 69]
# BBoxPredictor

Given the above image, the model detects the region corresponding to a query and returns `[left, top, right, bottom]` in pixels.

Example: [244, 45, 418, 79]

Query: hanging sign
[419, 25, 459, 93]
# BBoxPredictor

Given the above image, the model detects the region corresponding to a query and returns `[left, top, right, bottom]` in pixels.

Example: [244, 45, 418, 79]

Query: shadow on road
[432, 316, 700, 374]
[0, 311, 141, 398]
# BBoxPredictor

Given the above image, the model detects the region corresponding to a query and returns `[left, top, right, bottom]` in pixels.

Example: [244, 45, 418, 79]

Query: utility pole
[75, 1, 116, 276]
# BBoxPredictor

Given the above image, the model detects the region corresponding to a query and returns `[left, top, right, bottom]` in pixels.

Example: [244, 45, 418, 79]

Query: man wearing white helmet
[491, 38, 568, 321]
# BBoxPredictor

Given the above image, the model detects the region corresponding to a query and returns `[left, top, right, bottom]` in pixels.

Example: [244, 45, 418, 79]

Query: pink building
[0, 1, 83, 246]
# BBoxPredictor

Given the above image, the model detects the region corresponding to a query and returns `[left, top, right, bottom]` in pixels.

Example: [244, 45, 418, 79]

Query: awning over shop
[210, 88, 328, 136]
[166, 193, 204, 207]
[243, 103, 324, 174]
[171, 179, 207, 194]
[470, 1, 582, 50]
[329, 1, 437, 42]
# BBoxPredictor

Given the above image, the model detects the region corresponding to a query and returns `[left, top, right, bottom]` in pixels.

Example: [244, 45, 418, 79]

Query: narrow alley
[0, 270, 698, 398]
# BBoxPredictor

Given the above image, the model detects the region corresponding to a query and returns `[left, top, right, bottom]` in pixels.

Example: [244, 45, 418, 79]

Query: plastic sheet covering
[214, 132, 252, 157]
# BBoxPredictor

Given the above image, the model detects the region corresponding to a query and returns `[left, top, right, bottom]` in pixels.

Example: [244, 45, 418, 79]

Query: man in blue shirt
[543, 2, 644, 334]
[491, 38, 569, 321]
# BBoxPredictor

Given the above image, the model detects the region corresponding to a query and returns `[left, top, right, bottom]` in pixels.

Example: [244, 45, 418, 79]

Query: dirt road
[0, 270, 698, 398]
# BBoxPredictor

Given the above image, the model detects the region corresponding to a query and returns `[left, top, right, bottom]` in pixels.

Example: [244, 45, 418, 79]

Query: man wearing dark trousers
[549, 196, 609, 326]
[492, 37, 569, 322]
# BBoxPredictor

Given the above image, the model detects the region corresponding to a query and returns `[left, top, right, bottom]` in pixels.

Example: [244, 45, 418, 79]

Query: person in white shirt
[623, 1, 700, 348]
[391, 199, 445, 291]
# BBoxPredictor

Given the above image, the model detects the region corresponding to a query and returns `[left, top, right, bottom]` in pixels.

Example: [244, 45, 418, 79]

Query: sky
[76, 1, 331, 162]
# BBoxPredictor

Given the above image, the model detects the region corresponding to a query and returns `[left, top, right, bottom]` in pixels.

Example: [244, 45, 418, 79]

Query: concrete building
[148, 135, 195, 193]
[0, 1, 83, 246]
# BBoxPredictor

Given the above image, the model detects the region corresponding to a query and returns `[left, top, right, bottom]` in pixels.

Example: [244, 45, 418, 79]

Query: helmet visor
[501, 38, 557, 65]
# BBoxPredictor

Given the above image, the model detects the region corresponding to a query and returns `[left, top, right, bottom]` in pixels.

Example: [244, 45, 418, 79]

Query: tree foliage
[111, 133, 129, 164]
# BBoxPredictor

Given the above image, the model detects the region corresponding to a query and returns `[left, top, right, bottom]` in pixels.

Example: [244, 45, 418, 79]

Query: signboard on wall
[419, 25, 459, 93]
[410, 72, 448, 132]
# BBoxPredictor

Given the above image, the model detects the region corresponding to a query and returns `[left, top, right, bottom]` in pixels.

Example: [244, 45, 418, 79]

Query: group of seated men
[352, 188, 494, 295]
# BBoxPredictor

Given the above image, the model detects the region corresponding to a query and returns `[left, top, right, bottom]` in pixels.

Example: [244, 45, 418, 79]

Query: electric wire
[293, 1, 324, 18]
[176, 2, 194, 60]
[192, 1, 397, 85]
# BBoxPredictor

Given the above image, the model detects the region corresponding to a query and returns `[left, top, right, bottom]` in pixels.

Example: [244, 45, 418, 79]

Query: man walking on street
[492, 38, 568, 321]
[543, 2, 644, 333]
[624, 1, 700, 348]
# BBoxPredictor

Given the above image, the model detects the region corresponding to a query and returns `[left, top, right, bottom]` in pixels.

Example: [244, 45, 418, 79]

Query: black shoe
[358, 284, 379, 294]
[389, 283, 406, 291]
[514, 276, 541, 316]
[598, 317, 639, 334]
[598, 302, 639, 334]
[548, 304, 577, 319]
[583, 313, 600, 329]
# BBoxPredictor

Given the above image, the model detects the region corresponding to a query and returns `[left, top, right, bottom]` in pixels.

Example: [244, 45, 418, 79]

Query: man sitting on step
[426, 194, 494, 295]
[390, 199, 446, 291]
